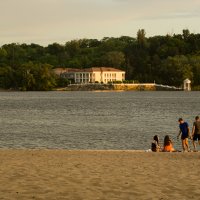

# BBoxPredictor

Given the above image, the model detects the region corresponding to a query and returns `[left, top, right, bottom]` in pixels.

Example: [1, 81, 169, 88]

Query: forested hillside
[1, 29, 200, 90]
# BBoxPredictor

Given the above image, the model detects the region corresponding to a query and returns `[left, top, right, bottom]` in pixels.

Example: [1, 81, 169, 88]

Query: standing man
[191, 116, 200, 151]
[177, 118, 190, 152]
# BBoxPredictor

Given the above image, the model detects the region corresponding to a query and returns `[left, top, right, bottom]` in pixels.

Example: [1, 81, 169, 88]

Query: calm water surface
[0, 91, 200, 150]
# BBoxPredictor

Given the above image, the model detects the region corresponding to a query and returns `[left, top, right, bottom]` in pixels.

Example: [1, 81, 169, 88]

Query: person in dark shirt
[192, 116, 200, 151]
[177, 118, 190, 152]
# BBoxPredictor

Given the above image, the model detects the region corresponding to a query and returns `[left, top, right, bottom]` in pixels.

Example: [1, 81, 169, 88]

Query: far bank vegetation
[0, 29, 200, 91]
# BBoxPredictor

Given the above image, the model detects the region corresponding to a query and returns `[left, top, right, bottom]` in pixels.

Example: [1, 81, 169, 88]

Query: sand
[0, 150, 200, 200]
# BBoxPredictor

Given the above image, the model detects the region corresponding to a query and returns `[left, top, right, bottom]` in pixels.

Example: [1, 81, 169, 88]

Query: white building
[54, 67, 125, 84]
[183, 78, 191, 91]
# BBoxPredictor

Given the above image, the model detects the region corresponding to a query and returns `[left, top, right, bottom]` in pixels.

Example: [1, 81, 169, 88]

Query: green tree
[102, 51, 125, 68]
[0, 66, 14, 88]
[159, 55, 193, 86]
[137, 29, 147, 48]
[33, 64, 56, 91]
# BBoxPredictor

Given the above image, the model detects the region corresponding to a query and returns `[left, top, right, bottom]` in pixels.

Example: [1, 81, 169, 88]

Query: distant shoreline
[55, 83, 183, 91]
[1, 85, 200, 91]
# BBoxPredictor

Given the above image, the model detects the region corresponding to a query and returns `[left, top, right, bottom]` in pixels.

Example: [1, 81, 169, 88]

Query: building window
[112, 73, 116, 78]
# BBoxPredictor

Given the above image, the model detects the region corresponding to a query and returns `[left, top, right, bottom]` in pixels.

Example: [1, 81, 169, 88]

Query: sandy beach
[0, 150, 200, 200]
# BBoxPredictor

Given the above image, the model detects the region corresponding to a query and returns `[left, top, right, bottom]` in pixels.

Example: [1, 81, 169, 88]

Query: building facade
[54, 67, 125, 84]
[183, 78, 191, 91]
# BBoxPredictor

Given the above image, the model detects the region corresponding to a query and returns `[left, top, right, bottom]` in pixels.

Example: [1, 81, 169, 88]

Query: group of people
[151, 135, 176, 152]
[151, 116, 200, 152]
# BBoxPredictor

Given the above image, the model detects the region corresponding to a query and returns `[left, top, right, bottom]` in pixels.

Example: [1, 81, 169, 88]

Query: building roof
[53, 67, 125, 74]
[52, 68, 68, 75]
[79, 67, 125, 72]
[184, 78, 191, 83]
[53, 68, 81, 75]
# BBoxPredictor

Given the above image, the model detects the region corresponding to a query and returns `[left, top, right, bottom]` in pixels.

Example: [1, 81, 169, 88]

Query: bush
[192, 85, 200, 91]
[56, 77, 70, 87]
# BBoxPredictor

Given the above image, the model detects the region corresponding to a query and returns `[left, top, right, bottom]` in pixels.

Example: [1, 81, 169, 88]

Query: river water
[0, 91, 200, 150]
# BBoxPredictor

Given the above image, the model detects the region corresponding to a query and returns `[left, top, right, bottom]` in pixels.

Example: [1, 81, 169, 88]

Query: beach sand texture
[0, 150, 200, 200]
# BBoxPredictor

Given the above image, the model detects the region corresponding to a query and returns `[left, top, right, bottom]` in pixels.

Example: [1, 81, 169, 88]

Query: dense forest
[0, 29, 200, 90]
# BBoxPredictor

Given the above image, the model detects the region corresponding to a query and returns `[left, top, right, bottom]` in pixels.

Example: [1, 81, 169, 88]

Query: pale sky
[0, 0, 200, 46]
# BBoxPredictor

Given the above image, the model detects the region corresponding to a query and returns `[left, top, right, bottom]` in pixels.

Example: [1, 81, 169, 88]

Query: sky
[0, 0, 200, 46]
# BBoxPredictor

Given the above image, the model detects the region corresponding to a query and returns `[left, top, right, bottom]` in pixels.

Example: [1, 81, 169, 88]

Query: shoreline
[1, 83, 184, 92]
[57, 83, 182, 91]
[1, 149, 200, 199]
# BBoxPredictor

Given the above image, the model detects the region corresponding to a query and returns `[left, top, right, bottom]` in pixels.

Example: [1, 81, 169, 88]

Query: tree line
[0, 29, 200, 90]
